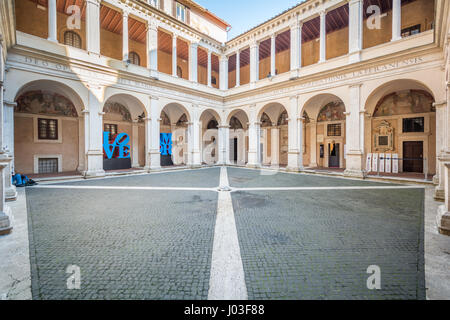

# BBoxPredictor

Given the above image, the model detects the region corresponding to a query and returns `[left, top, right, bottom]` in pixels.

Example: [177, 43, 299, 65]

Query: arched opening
[14, 80, 84, 176]
[366, 84, 436, 178]
[200, 110, 220, 165]
[258, 103, 288, 167]
[160, 103, 190, 167]
[302, 94, 347, 170]
[228, 110, 249, 165]
[102, 94, 147, 171]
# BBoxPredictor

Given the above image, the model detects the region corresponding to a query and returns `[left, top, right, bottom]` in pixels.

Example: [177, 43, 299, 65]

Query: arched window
[129, 52, 140, 66]
[64, 31, 82, 48]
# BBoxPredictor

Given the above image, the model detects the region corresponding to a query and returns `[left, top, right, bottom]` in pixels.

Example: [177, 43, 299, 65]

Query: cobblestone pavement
[24, 167, 429, 300]
[227, 167, 399, 188]
[232, 188, 425, 299]
[56, 167, 221, 188]
[26, 188, 217, 300]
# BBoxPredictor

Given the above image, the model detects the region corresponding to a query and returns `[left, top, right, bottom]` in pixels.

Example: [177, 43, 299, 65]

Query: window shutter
[186, 8, 190, 25]
[159, 0, 164, 11]
[172, 0, 176, 17]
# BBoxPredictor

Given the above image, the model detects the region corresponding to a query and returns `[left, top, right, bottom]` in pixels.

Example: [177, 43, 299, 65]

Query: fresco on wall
[103, 102, 132, 122]
[373, 90, 435, 117]
[15, 91, 78, 117]
[176, 114, 188, 127]
[303, 111, 311, 124]
[317, 101, 345, 122]
[261, 113, 272, 127]
[277, 111, 288, 126]
[230, 116, 243, 130]
[161, 111, 171, 126]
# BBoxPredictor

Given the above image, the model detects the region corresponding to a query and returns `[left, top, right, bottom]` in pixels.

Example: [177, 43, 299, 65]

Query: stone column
[219, 55, 228, 90]
[309, 120, 318, 167]
[250, 40, 259, 85]
[349, 0, 363, 63]
[434, 101, 446, 200]
[172, 34, 178, 77]
[47, 0, 58, 42]
[437, 163, 450, 235]
[190, 119, 201, 167]
[218, 125, 229, 165]
[3, 101, 17, 201]
[319, 10, 327, 63]
[189, 42, 198, 82]
[287, 96, 300, 172]
[0, 157, 12, 235]
[83, 87, 105, 178]
[147, 96, 161, 171]
[0, 43, 13, 233]
[290, 21, 302, 77]
[131, 120, 139, 168]
[86, 0, 101, 55]
[147, 20, 158, 77]
[247, 106, 261, 168]
[344, 84, 365, 178]
[392, 0, 402, 41]
[270, 34, 276, 77]
[207, 50, 212, 87]
[298, 116, 304, 170]
[236, 50, 240, 87]
[271, 125, 279, 167]
[122, 10, 129, 62]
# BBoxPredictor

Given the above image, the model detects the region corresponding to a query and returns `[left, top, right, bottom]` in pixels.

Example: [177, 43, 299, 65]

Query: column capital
[86, 0, 100, 6]
[433, 101, 447, 108]
[319, 9, 327, 17]
[3, 101, 17, 108]
[122, 9, 130, 17]
[219, 55, 228, 62]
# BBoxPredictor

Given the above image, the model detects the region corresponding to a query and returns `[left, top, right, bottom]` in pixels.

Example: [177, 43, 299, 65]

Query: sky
[194, 0, 306, 40]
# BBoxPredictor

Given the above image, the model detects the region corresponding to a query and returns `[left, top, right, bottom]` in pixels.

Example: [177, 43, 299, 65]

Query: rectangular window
[38, 158, 58, 174]
[402, 24, 421, 37]
[378, 136, 389, 146]
[104, 124, 118, 139]
[38, 118, 58, 140]
[327, 123, 341, 137]
[403, 117, 425, 133]
[176, 2, 186, 22]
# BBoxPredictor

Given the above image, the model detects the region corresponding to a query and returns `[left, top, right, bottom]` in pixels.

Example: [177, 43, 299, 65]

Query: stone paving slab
[26, 188, 217, 300]
[228, 167, 400, 188]
[53, 167, 221, 188]
[232, 188, 425, 300]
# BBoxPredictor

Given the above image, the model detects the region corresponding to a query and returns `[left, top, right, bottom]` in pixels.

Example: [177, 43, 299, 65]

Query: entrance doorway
[403, 141, 423, 173]
[328, 143, 340, 168]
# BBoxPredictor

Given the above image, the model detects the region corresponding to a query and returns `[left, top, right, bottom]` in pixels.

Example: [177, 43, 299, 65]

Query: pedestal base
[437, 205, 450, 236]
[434, 187, 445, 201]
[5, 186, 17, 202]
[0, 206, 13, 236]
[83, 170, 106, 179]
[344, 169, 366, 179]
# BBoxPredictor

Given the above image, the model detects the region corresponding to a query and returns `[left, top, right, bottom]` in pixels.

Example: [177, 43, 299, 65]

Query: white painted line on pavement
[231, 185, 424, 192]
[208, 167, 248, 300]
[29, 185, 217, 192]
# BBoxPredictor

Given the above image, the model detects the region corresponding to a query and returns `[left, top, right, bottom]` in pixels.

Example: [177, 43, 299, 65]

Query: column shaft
[392, 0, 402, 41]
[86, 0, 101, 55]
[48, 0, 57, 42]
[122, 11, 129, 61]
[319, 11, 327, 63]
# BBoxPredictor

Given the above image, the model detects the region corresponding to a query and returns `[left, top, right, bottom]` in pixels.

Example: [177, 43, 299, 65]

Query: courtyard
[20, 167, 428, 300]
